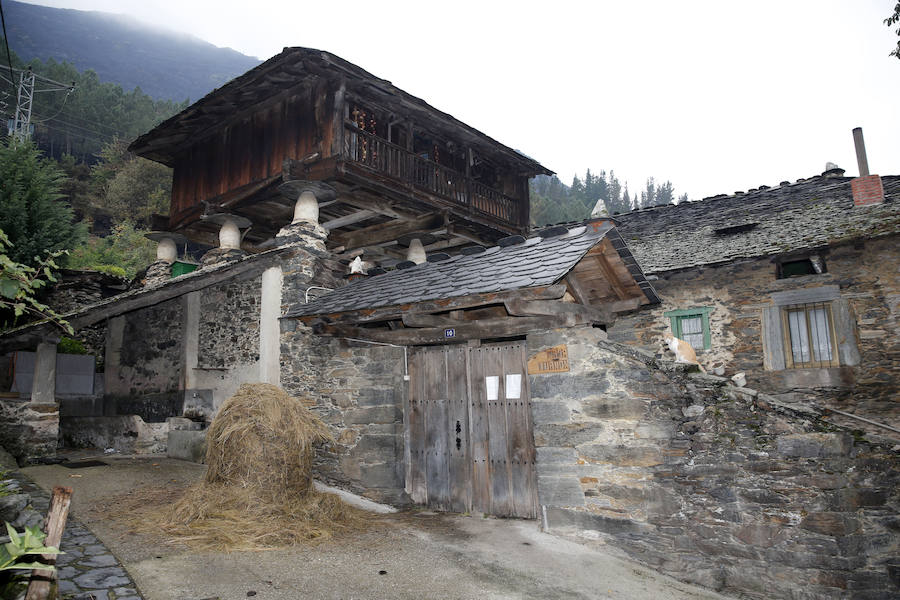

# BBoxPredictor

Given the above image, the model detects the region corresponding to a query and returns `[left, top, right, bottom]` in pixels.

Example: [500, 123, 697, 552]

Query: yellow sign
[527, 344, 569, 374]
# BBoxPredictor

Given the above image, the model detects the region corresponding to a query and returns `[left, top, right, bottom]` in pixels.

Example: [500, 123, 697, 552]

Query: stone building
[0, 50, 897, 600]
[609, 167, 900, 439]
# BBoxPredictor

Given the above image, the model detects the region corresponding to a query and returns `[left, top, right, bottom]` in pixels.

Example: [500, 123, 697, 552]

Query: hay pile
[154, 383, 366, 550]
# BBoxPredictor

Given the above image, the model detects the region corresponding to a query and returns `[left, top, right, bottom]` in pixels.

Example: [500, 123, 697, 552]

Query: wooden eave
[129, 47, 552, 177]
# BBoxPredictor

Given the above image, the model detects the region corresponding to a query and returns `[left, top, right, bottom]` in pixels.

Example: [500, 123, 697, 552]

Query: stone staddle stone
[275, 221, 327, 251]
[144, 259, 172, 286]
[200, 247, 247, 268]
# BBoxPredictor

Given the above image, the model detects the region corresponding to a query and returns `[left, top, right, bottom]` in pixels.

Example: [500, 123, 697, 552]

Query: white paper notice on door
[485, 376, 499, 400]
[505, 373, 522, 399]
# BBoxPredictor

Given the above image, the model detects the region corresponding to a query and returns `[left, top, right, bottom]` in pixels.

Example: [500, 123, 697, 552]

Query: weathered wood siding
[170, 82, 336, 222]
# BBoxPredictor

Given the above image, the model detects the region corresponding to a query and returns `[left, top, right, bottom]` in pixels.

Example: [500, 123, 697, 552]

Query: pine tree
[0, 141, 86, 267]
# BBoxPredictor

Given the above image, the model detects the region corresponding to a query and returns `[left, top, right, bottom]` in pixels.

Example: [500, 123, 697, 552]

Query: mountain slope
[3, 0, 261, 102]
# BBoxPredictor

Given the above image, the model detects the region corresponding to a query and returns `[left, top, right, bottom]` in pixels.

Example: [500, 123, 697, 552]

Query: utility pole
[10, 66, 34, 141]
[4, 66, 74, 142]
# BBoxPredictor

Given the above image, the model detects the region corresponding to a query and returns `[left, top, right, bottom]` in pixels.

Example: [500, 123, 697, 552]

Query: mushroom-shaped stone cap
[278, 180, 337, 203]
[201, 213, 252, 228]
[144, 231, 188, 244]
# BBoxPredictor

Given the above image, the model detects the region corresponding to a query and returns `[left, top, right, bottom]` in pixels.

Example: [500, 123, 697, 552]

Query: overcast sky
[19, 1, 900, 200]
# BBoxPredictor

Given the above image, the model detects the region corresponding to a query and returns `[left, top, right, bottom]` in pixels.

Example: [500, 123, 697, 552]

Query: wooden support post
[25, 486, 73, 600]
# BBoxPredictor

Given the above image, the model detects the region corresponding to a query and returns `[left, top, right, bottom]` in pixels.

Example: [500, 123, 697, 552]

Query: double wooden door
[406, 342, 537, 518]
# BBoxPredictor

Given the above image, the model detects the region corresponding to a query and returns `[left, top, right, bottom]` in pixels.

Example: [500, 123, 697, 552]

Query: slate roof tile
[288, 220, 658, 317]
[614, 175, 900, 274]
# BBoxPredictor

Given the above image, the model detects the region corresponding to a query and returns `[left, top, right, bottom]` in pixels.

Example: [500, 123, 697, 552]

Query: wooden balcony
[341, 125, 526, 232]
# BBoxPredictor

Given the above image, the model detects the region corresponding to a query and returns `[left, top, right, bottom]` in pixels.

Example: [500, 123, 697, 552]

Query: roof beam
[322, 209, 378, 230]
[331, 213, 445, 250]
[316, 313, 583, 346]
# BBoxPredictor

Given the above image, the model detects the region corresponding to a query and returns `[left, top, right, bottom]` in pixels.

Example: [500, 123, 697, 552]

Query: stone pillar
[200, 214, 252, 267]
[259, 266, 283, 385]
[144, 232, 186, 286]
[26, 342, 59, 460]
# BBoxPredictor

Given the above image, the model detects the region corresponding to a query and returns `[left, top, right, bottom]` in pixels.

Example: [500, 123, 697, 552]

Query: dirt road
[24, 455, 731, 600]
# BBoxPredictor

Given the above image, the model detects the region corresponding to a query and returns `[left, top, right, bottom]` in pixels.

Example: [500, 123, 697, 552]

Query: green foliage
[57, 337, 87, 355]
[0, 38, 189, 163]
[0, 140, 86, 268]
[0, 522, 62, 572]
[66, 221, 156, 279]
[530, 169, 689, 225]
[887, 3, 900, 60]
[0, 229, 73, 334]
[91, 140, 171, 225]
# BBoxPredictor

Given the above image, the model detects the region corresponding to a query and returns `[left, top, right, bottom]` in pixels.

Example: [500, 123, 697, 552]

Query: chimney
[850, 127, 884, 207]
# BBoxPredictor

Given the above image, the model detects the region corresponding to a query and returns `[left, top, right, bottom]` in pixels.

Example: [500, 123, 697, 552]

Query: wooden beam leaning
[25, 486, 73, 600]
[318, 314, 582, 345]
[503, 298, 614, 326]
[564, 273, 592, 305]
[321, 209, 378, 230]
[331, 213, 445, 250]
[296, 284, 568, 326]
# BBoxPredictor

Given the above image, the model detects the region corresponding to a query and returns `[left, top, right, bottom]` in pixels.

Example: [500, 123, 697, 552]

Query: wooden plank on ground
[468, 346, 491, 514]
[406, 350, 427, 504]
[25, 486, 73, 600]
[485, 345, 512, 517]
[447, 344, 471, 513]
[504, 344, 538, 519]
[424, 348, 450, 510]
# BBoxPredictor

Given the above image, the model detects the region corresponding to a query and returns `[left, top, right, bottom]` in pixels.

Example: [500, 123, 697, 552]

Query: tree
[678, 192, 689, 204]
[887, 3, 900, 60]
[87, 139, 171, 226]
[0, 141, 86, 267]
[640, 177, 657, 209]
[0, 229, 71, 333]
[656, 180, 675, 206]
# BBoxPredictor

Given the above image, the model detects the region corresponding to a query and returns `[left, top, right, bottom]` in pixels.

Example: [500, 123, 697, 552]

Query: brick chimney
[850, 128, 884, 207]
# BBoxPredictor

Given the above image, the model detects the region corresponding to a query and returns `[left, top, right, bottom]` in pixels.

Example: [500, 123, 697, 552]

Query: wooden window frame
[780, 302, 840, 369]
[664, 307, 713, 351]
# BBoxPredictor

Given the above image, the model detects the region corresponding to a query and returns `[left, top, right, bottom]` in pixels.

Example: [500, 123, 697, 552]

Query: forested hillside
[2, 0, 259, 102]
[1, 43, 187, 163]
[530, 170, 689, 226]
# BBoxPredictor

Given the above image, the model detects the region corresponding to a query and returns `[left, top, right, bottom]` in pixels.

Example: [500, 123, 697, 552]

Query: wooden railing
[343, 125, 522, 228]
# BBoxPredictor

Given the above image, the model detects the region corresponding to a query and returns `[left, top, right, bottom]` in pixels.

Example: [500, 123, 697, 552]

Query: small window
[664, 307, 713, 351]
[777, 254, 826, 279]
[781, 302, 839, 368]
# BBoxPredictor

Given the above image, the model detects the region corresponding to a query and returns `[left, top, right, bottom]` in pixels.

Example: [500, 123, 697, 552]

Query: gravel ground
[23, 454, 733, 600]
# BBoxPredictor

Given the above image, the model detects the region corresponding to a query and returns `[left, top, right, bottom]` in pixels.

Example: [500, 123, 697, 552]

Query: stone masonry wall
[279, 321, 407, 505]
[106, 298, 184, 422]
[528, 325, 899, 600]
[197, 274, 261, 368]
[607, 235, 900, 435]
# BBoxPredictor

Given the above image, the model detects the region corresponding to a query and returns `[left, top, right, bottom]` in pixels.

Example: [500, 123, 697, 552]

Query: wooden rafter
[316, 313, 585, 346]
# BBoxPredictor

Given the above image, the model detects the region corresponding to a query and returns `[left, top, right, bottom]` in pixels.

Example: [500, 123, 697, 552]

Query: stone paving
[12, 473, 143, 600]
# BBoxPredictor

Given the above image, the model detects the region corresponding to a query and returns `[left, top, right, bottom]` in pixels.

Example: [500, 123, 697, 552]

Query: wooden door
[406, 343, 537, 518]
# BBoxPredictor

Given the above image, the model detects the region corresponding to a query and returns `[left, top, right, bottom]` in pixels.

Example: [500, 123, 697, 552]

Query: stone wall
[279, 320, 407, 505]
[607, 235, 900, 434]
[104, 298, 184, 422]
[528, 325, 899, 600]
[197, 274, 261, 368]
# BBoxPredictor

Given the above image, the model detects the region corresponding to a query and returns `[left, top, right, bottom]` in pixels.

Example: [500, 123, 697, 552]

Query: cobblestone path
[13, 473, 143, 600]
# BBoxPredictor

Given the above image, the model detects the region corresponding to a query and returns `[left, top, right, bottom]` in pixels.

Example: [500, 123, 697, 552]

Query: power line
[0, 0, 14, 90]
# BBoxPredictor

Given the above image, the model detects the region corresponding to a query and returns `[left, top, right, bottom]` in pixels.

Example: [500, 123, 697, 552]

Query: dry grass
[143, 383, 368, 551]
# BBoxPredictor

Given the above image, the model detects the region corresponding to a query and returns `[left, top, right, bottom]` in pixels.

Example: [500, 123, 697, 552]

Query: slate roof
[288, 221, 656, 317]
[613, 174, 900, 274]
